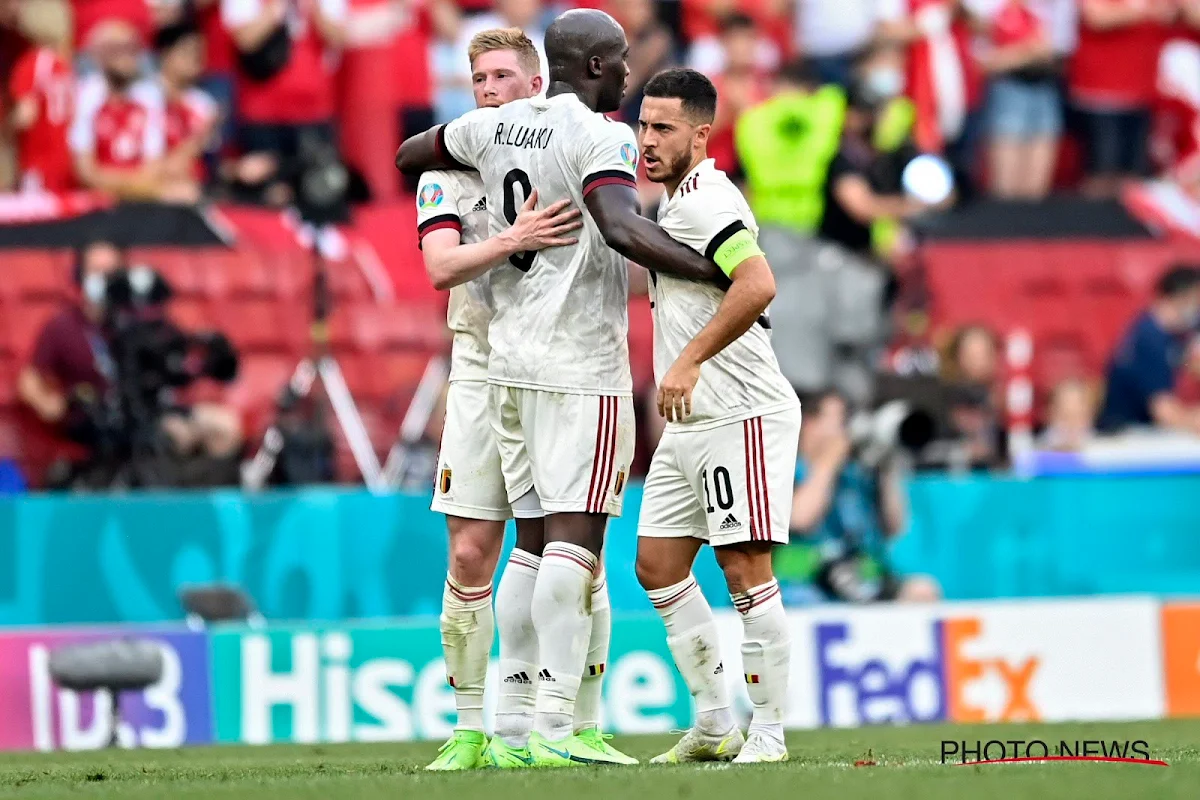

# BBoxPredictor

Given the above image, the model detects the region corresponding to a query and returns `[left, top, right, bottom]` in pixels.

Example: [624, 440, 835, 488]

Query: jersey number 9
[503, 169, 535, 273]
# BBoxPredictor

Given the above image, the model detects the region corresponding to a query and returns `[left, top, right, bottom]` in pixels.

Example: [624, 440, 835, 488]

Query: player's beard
[666, 148, 692, 184]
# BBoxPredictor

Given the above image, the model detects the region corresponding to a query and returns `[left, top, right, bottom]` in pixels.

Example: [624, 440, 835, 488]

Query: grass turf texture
[1, 720, 1197, 800]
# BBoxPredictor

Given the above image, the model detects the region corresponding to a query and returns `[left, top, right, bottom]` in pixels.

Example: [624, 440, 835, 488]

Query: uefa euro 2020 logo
[620, 143, 638, 170]
[419, 183, 444, 210]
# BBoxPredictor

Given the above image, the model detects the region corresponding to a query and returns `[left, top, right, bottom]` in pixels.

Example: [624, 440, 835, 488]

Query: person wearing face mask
[817, 45, 941, 258]
[1098, 265, 1200, 436]
[18, 240, 123, 456]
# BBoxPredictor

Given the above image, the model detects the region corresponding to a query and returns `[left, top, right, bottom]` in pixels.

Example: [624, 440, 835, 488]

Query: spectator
[609, 0, 673, 123]
[155, 21, 220, 183]
[1070, 0, 1173, 197]
[222, 0, 347, 162]
[0, 0, 30, 190]
[878, 0, 983, 188]
[795, 0, 890, 87]
[934, 324, 1005, 468]
[818, 49, 944, 257]
[8, 0, 76, 193]
[682, 0, 789, 71]
[70, 20, 200, 203]
[1039, 378, 1096, 451]
[945, 322, 999, 386]
[784, 388, 941, 603]
[978, 0, 1061, 199]
[1098, 265, 1200, 434]
[454, 0, 548, 87]
[688, 7, 781, 78]
[707, 13, 771, 175]
[429, 0, 473, 124]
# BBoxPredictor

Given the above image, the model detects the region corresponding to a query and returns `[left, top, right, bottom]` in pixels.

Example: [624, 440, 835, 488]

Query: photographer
[19, 239, 244, 487]
[18, 240, 120, 457]
[780, 389, 940, 604]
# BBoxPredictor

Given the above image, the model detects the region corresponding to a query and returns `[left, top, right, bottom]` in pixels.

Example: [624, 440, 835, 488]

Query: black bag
[238, 22, 292, 82]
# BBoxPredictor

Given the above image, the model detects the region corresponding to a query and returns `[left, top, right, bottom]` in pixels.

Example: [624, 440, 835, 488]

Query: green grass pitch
[1, 720, 1198, 800]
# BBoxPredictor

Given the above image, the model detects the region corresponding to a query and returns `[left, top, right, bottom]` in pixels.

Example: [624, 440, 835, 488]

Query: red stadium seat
[0, 250, 71, 304]
[198, 249, 275, 300]
[325, 261, 373, 302]
[139, 250, 205, 299]
[170, 298, 211, 333]
[221, 299, 299, 354]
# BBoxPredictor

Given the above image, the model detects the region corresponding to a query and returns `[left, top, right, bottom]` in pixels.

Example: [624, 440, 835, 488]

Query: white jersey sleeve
[415, 169, 467, 246]
[576, 118, 639, 197]
[651, 159, 795, 430]
[660, 180, 754, 266]
[414, 170, 492, 382]
[439, 106, 501, 171]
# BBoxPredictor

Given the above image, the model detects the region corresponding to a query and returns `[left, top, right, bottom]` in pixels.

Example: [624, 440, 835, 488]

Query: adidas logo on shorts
[504, 671, 532, 685]
[719, 513, 741, 531]
[538, 668, 555, 682]
[471, 197, 487, 212]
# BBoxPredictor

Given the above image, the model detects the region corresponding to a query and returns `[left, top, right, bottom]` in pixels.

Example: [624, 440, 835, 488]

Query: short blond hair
[467, 27, 541, 78]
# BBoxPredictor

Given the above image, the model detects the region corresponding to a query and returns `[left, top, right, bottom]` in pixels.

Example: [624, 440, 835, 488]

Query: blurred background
[2, 0, 1200, 753]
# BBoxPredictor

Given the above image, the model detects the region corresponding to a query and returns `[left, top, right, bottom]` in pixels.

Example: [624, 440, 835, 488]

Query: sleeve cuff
[435, 126, 472, 171]
[582, 170, 637, 198]
[417, 214, 462, 249]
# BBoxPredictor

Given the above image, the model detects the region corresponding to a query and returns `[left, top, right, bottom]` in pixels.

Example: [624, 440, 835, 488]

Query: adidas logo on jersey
[471, 196, 487, 212]
[719, 513, 741, 531]
[538, 669, 555, 682]
[714, 662, 724, 676]
[504, 671, 532, 685]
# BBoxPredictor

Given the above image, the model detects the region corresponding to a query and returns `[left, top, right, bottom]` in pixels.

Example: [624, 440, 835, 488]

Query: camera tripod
[240, 225, 447, 491]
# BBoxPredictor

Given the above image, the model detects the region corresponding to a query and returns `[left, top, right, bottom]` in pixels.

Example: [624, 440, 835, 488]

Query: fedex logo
[815, 617, 1040, 727]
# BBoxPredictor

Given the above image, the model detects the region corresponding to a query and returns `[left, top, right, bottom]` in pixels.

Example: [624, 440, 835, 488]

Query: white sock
[531, 542, 597, 741]
[648, 574, 734, 736]
[573, 571, 610, 732]
[732, 579, 789, 744]
[494, 548, 540, 748]
[441, 574, 493, 733]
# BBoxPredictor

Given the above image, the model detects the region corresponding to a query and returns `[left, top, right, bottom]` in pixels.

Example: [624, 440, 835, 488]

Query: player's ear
[530, 74, 543, 95]
[587, 55, 602, 78]
[694, 123, 712, 147]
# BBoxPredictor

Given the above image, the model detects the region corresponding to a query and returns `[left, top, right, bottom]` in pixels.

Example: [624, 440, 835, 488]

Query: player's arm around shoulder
[417, 173, 581, 291]
[395, 106, 497, 176]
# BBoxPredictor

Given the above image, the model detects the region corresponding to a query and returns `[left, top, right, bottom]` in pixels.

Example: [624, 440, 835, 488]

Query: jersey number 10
[503, 169, 535, 273]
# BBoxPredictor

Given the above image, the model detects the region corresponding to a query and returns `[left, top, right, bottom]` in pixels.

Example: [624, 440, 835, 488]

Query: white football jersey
[441, 93, 638, 395]
[415, 170, 493, 382]
[652, 158, 799, 431]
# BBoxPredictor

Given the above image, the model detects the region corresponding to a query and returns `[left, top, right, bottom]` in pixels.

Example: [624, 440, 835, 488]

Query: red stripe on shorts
[743, 420, 758, 540]
[754, 418, 770, 540]
[586, 397, 610, 513]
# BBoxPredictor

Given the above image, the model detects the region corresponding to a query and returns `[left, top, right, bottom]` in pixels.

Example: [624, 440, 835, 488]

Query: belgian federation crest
[613, 469, 626, 496]
[439, 468, 452, 494]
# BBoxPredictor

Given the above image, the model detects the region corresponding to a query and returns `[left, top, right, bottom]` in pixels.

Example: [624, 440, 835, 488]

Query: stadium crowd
[4, 0, 1200, 201]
